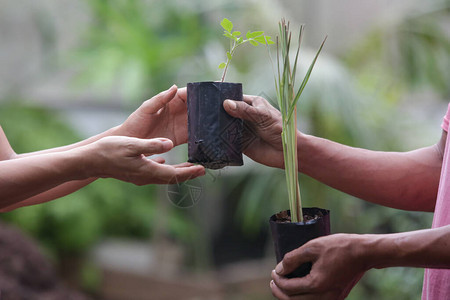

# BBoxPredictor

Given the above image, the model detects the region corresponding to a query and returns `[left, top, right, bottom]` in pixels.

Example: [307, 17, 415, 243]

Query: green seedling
[272, 19, 326, 222]
[219, 18, 274, 82]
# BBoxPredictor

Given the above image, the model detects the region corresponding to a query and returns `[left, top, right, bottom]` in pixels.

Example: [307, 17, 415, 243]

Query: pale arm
[1, 85, 195, 210]
[0, 136, 204, 211]
[0, 149, 86, 209]
[2, 127, 119, 210]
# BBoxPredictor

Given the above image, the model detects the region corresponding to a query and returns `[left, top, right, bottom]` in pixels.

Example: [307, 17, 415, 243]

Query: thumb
[276, 246, 315, 276]
[223, 99, 259, 122]
[142, 85, 178, 114]
[130, 138, 174, 156]
[177, 87, 187, 102]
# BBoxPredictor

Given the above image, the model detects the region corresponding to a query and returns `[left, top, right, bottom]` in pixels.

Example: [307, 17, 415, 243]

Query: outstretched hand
[223, 95, 285, 168]
[83, 136, 205, 185]
[118, 85, 189, 146]
[270, 234, 367, 300]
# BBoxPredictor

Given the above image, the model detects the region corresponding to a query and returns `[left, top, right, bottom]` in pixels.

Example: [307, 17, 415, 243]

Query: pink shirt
[422, 103, 450, 299]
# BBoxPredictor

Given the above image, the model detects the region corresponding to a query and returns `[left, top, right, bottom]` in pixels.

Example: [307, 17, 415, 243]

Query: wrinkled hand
[118, 85, 189, 146]
[223, 95, 285, 168]
[271, 234, 367, 300]
[83, 136, 205, 185]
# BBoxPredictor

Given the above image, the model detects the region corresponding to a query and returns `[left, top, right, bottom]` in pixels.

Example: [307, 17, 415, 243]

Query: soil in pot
[187, 81, 244, 169]
[269, 207, 330, 278]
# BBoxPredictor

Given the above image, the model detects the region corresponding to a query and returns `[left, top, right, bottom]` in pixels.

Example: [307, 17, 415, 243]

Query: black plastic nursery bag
[269, 207, 331, 278]
[187, 81, 244, 169]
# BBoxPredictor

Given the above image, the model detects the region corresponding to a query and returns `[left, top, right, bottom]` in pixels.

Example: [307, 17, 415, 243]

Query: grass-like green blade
[291, 25, 304, 88]
[287, 36, 327, 123]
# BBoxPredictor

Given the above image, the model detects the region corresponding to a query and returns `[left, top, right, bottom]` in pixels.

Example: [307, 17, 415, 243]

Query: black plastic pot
[269, 207, 330, 278]
[187, 81, 244, 169]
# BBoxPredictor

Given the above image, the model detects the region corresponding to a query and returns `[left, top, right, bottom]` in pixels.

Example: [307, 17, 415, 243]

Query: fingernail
[157, 138, 173, 149]
[225, 100, 237, 110]
[157, 138, 170, 142]
[275, 263, 284, 274]
[165, 84, 177, 93]
[270, 280, 274, 286]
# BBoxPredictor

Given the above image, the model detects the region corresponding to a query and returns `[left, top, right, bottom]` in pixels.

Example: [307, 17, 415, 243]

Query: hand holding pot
[270, 233, 367, 300]
[223, 95, 285, 168]
[118, 85, 189, 146]
[82, 136, 205, 185]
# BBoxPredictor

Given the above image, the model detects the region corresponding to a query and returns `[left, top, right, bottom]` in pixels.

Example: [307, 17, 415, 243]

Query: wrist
[69, 144, 100, 179]
[356, 234, 402, 270]
[106, 125, 122, 137]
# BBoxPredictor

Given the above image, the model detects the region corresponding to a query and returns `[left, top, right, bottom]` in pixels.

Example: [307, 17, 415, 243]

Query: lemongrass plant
[272, 19, 326, 222]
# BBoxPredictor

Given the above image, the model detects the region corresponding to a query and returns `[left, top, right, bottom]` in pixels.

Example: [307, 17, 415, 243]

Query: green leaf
[223, 32, 233, 39]
[287, 36, 327, 122]
[227, 51, 232, 60]
[248, 31, 264, 38]
[249, 40, 259, 46]
[221, 18, 233, 32]
[253, 36, 267, 44]
[265, 36, 275, 45]
[218, 62, 226, 69]
[232, 31, 241, 37]
[237, 37, 244, 44]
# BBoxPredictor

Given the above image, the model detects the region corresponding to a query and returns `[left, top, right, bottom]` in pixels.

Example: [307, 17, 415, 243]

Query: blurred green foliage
[1, 0, 449, 299]
[345, 0, 450, 98]
[73, 0, 213, 102]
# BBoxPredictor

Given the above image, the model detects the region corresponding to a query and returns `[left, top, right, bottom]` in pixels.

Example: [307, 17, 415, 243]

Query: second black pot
[187, 81, 244, 169]
[269, 207, 330, 278]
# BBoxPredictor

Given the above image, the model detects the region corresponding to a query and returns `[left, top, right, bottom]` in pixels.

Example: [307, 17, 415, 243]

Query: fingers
[268, 245, 317, 295]
[277, 246, 316, 276]
[141, 84, 178, 114]
[151, 156, 166, 164]
[243, 94, 268, 106]
[271, 270, 313, 295]
[129, 138, 174, 156]
[271, 280, 304, 300]
[271, 280, 338, 300]
[224, 97, 278, 130]
[148, 161, 205, 184]
[170, 165, 205, 183]
[223, 99, 261, 122]
[172, 162, 196, 168]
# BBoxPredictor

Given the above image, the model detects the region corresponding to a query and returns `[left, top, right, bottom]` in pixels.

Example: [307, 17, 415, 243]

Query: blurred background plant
[0, 0, 449, 299]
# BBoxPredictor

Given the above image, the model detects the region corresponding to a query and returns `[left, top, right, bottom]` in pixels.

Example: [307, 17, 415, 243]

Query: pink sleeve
[441, 103, 450, 132]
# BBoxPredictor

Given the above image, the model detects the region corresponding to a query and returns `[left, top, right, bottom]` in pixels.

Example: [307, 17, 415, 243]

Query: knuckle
[275, 278, 288, 291]
[124, 141, 136, 152]
[255, 109, 273, 127]
[255, 96, 265, 103]
[141, 99, 155, 112]
[142, 99, 151, 107]
[283, 252, 296, 266]
[274, 123, 283, 134]
[309, 276, 321, 292]
[147, 140, 159, 149]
